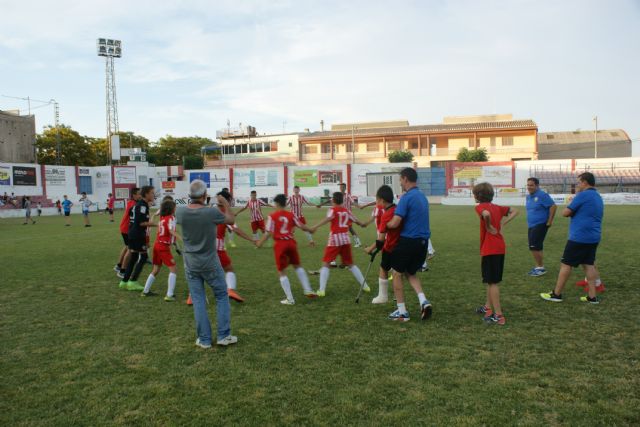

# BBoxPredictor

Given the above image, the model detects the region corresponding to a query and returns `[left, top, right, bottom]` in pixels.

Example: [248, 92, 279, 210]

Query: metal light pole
[97, 38, 122, 164]
[593, 116, 598, 158]
[352, 125, 356, 164]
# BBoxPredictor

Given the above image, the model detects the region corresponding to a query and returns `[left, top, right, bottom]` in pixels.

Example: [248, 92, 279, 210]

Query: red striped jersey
[326, 206, 355, 247]
[155, 215, 176, 246]
[342, 192, 356, 212]
[266, 210, 302, 240]
[287, 194, 310, 218]
[216, 223, 235, 251]
[372, 204, 384, 228]
[245, 198, 267, 222]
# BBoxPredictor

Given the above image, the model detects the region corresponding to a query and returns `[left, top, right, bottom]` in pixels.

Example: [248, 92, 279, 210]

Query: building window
[321, 144, 331, 153]
[468, 139, 474, 148]
[546, 134, 554, 140]
[304, 145, 318, 154]
[270, 141, 278, 151]
[263, 143, 270, 152]
[240, 144, 248, 154]
[410, 141, 419, 149]
[366, 142, 379, 152]
[502, 136, 514, 146]
[387, 141, 401, 151]
[288, 142, 292, 147]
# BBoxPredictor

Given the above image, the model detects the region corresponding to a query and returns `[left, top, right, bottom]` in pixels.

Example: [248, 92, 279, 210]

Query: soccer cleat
[216, 335, 238, 346]
[362, 284, 371, 293]
[140, 291, 158, 297]
[353, 242, 361, 248]
[186, 295, 193, 305]
[113, 264, 120, 272]
[118, 280, 128, 289]
[427, 251, 436, 260]
[420, 262, 429, 272]
[420, 300, 433, 320]
[280, 299, 295, 305]
[316, 290, 326, 297]
[304, 291, 318, 299]
[371, 295, 388, 304]
[229, 241, 237, 248]
[126, 281, 144, 292]
[483, 313, 498, 323]
[540, 291, 563, 302]
[580, 296, 600, 304]
[575, 279, 588, 287]
[528, 267, 547, 277]
[164, 295, 176, 302]
[388, 309, 410, 322]
[116, 271, 124, 279]
[195, 338, 212, 349]
[307, 270, 320, 275]
[329, 261, 338, 268]
[227, 289, 245, 303]
[475, 305, 493, 316]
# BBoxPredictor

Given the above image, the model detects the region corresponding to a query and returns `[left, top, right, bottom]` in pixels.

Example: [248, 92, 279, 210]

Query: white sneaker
[372, 295, 388, 304]
[195, 338, 212, 349]
[280, 299, 295, 305]
[353, 240, 361, 248]
[113, 264, 120, 272]
[216, 335, 238, 346]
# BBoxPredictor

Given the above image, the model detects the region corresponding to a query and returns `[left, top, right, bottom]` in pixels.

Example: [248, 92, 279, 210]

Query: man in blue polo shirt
[525, 177, 557, 276]
[385, 167, 432, 321]
[541, 172, 604, 304]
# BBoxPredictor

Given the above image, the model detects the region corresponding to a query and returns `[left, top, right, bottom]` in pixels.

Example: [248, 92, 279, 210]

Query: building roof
[301, 119, 537, 139]
[538, 129, 631, 145]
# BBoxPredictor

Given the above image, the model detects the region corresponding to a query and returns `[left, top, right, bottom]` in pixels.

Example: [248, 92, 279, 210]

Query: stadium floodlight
[97, 38, 122, 163]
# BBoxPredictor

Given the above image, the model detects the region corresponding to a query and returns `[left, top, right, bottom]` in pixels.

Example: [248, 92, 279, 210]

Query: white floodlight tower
[97, 38, 122, 163]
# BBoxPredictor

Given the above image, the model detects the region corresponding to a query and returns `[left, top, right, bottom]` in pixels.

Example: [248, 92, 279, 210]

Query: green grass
[1, 205, 639, 426]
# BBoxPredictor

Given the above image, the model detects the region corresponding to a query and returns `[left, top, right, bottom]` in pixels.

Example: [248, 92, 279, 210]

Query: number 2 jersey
[326, 206, 355, 247]
[266, 210, 303, 241]
[155, 215, 176, 248]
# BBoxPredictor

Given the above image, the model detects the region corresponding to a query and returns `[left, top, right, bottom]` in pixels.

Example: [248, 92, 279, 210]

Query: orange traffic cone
[186, 294, 193, 306]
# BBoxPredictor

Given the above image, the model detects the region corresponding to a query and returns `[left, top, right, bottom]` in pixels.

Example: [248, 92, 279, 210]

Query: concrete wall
[0, 112, 36, 163]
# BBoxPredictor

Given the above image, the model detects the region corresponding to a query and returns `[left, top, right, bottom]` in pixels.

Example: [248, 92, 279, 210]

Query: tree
[183, 155, 204, 170]
[148, 135, 214, 166]
[36, 125, 97, 166]
[456, 147, 488, 162]
[388, 150, 414, 163]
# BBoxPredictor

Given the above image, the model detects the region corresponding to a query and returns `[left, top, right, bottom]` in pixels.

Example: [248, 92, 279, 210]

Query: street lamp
[593, 116, 598, 158]
[97, 38, 122, 164]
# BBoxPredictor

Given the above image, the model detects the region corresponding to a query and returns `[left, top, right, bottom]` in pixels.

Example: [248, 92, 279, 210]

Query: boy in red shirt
[364, 185, 399, 305]
[216, 190, 256, 302]
[115, 188, 140, 279]
[472, 183, 518, 325]
[142, 199, 181, 301]
[236, 190, 273, 241]
[310, 192, 368, 297]
[256, 194, 317, 304]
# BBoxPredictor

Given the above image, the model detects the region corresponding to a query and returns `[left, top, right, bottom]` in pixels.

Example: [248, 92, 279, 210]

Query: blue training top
[567, 188, 603, 244]
[394, 186, 430, 239]
[62, 199, 72, 212]
[526, 189, 555, 228]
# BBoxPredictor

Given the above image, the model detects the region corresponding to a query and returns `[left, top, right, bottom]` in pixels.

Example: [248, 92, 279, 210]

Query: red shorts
[274, 240, 300, 271]
[251, 220, 265, 233]
[153, 246, 176, 267]
[322, 244, 353, 265]
[217, 250, 231, 268]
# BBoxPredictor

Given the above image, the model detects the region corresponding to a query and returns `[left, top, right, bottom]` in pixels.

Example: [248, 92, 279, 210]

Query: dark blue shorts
[528, 223, 549, 251]
[561, 240, 598, 267]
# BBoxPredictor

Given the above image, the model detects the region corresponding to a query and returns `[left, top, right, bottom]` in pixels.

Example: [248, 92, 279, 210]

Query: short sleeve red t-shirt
[378, 205, 401, 253]
[267, 210, 301, 240]
[119, 199, 136, 234]
[475, 202, 510, 256]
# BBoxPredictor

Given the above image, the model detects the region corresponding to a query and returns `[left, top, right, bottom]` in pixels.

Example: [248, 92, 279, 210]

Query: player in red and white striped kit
[256, 194, 317, 305]
[287, 185, 315, 246]
[236, 190, 273, 241]
[142, 199, 180, 301]
[216, 190, 256, 302]
[318, 183, 362, 248]
[310, 192, 369, 297]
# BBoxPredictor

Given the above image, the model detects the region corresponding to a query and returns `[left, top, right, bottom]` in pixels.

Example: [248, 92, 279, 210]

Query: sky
[1, 0, 639, 154]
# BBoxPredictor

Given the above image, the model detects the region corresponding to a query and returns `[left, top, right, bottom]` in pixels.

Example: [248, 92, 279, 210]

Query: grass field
[1, 204, 639, 425]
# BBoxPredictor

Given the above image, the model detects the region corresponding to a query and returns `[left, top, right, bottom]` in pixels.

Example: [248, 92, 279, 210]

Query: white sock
[167, 272, 177, 297]
[227, 232, 235, 243]
[279, 276, 294, 302]
[143, 274, 155, 293]
[252, 233, 259, 241]
[226, 272, 237, 290]
[295, 267, 313, 293]
[349, 265, 365, 287]
[417, 292, 427, 305]
[378, 278, 389, 297]
[397, 302, 407, 314]
[595, 278, 602, 286]
[305, 231, 313, 242]
[428, 239, 434, 254]
[319, 266, 330, 291]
